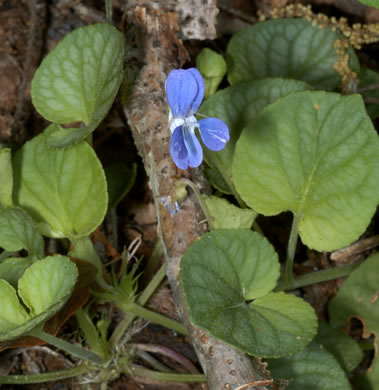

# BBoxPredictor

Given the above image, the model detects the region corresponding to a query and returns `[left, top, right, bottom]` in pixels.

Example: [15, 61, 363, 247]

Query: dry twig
[122, 1, 272, 388]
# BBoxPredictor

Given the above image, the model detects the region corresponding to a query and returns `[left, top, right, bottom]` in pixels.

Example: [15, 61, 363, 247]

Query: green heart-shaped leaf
[0, 207, 44, 259]
[328, 254, 379, 388]
[268, 341, 351, 390]
[31, 23, 124, 147]
[180, 230, 317, 357]
[0, 255, 77, 341]
[233, 91, 379, 251]
[13, 132, 107, 239]
[227, 18, 359, 89]
[199, 78, 311, 190]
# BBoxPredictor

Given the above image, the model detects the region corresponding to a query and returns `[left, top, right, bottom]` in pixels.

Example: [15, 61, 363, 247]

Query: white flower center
[168, 110, 197, 134]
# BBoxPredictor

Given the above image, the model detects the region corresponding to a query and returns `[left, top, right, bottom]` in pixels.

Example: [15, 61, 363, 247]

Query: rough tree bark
[123, 2, 272, 389]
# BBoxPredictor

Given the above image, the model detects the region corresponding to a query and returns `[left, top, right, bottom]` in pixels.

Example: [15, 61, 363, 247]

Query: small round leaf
[204, 196, 257, 230]
[18, 255, 78, 316]
[0, 255, 78, 342]
[31, 23, 124, 126]
[13, 132, 108, 239]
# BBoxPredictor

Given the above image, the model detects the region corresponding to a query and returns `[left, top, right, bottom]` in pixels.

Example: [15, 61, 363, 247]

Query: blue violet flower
[165, 68, 230, 170]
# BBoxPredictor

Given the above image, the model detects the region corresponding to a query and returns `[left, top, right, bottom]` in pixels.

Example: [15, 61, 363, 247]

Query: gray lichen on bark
[176, 0, 218, 39]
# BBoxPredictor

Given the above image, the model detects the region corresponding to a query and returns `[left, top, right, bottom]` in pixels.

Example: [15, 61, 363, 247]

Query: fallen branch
[123, 2, 272, 389]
